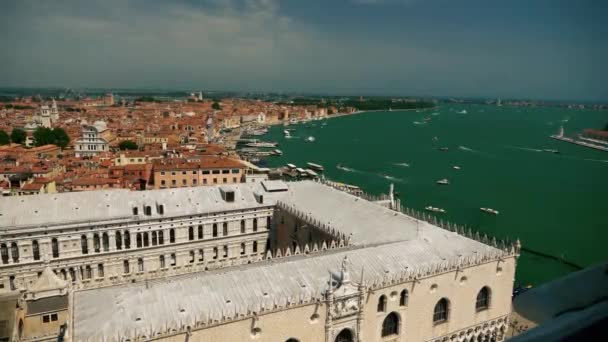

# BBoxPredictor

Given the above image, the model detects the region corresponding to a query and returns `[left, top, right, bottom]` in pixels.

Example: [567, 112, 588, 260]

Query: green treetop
[0, 130, 9, 145]
[10, 128, 27, 144]
[119, 140, 139, 150]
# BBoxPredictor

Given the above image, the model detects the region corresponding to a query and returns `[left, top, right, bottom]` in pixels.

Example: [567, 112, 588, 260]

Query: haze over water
[261, 104, 608, 285]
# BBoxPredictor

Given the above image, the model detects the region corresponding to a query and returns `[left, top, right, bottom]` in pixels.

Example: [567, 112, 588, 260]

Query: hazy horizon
[1, 0, 606, 101]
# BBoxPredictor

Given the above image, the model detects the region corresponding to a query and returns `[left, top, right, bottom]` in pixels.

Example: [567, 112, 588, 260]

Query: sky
[0, 0, 606, 101]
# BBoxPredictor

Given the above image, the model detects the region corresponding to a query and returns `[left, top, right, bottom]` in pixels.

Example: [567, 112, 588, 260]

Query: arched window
[285, 339, 300, 342]
[433, 298, 450, 324]
[51, 238, 59, 258]
[399, 289, 408, 306]
[138, 258, 144, 272]
[223, 245, 228, 258]
[335, 329, 353, 342]
[253, 218, 258, 232]
[93, 233, 100, 252]
[159, 255, 166, 268]
[115, 231, 122, 250]
[381, 312, 400, 337]
[10, 242, 19, 262]
[241, 220, 246, 234]
[136, 233, 142, 248]
[143, 232, 149, 247]
[1, 244, 8, 264]
[223, 222, 228, 236]
[188, 226, 194, 240]
[377, 295, 387, 312]
[198, 225, 203, 239]
[102, 232, 109, 252]
[158, 230, 164, 244]
[152, 231, 158, 246]
[267, 216, 271, 230]
[124, 230, 131, 249]
[169, 228, 176, 243]
[252, 241, 258, 253]
[476, 287, 491, 311]
[32, 240, 40, 261]
[240, 243, 246, 255]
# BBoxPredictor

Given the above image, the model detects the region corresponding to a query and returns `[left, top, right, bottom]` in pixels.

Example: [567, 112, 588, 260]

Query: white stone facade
[74, 121, 109, 157]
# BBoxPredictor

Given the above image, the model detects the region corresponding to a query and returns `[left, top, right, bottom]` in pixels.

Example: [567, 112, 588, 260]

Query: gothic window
[170, 253, 176, 266]
[136, 233, 142, 248]
[433, 298, 450, 324]
[170, 229, 176, 243]
[115, 231, 122, 250]
[144, 206, 152, 216]
[399, 289, 408, 306]
[152, 231, 158, 246]
[240, 243, 246, 255]
[102, 232, 109, 252]
[98, 264, 104, 277]
[189, 251, 195, 263]
[10, 242, 19, 262]
[253, 218, 258, 232]
[212, 224, 218, 237]
[199, 249, 204, 261]
[143, 232, 149, 247]
[335, 329, 353, 342]
[69, 268, 76, 282]
[123, 260, 130, 274]
[476, 287, 491, 311]
[124, 230, 131, 249]
[223, 222, 228, 236]
[32, 240, 40, 261]
[223, 245, 228, 258]
[1, 244, 8, 264]
[51, 238, 59, 258]
[213, 247, 218, 260]
[158, 204, 164, 215]
[132, 207, 138, 215]
[253, 241, 258, 253]
[381, 312, 400, 337]
[138, 258, 144, 272]
[241, 220, 246, 234]
[85, 265, 92, 279]
[377, 295, 387, 312]
[189, 226, 194, 240]
[159, 255, 166, 268]
[158, 230, 164, 244]
[198, 225, 203, 239]
[93, 234, 100, 252]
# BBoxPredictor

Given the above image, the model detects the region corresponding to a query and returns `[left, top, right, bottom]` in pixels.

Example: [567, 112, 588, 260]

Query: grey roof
[73, 235, 497, 340]
[26, 295, 68, 315]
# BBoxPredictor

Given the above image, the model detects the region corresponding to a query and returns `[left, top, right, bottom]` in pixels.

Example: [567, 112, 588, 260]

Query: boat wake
[379, 174, 406, 183]
[431, 112, 440, 116]
[336, 165, 360, 173]
[458, 146, 475, 152]
[413, 121, 426, 125]
[393, 162, 411, 167]
[509, 146, 543, 152]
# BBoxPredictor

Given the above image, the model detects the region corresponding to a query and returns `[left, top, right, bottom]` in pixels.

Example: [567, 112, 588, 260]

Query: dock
[549, 127, 608, 152]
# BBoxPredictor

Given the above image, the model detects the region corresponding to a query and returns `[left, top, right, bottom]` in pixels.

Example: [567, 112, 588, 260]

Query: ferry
[453, 166, 461, 170]
[307, 162, 324, 171]
[286, 163, 297, 169]
[425, 206, 446, 213]
[306, 136, 316, 142]
[436, 178, 450, 185]
[246, 141, 278, 148]
[480, 208, 499, 215]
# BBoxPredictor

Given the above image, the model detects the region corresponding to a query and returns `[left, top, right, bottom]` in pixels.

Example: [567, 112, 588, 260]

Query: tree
[33, 127, 53, 146]
[212, 102, 221, 110]
[10, 128, 26, 144]
[0, 130, 9, 145]
[119, 140, 138, 150]
[51, 128, 70, 148]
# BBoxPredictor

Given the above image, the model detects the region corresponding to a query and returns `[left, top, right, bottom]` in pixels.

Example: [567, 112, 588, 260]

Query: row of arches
[1, 239, 59, 264]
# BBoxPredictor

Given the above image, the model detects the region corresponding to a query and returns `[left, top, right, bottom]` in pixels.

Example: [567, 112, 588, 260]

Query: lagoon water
[259, 105, 608, 285]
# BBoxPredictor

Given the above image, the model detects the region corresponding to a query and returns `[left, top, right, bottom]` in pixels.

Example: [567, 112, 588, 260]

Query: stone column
[108, 231, 116, 252]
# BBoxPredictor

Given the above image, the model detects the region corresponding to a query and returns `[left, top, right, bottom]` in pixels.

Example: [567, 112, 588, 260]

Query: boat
[272, 149, 283, 156]
[304, 169, 319, 177]
[307, 162, 324, 171]
[543, 149, 560, 154]
[283, 130, 291, 138]
[425, 206, 446, 213]
[480, 208, 499, 215]
[246, 141, 278, 148]
[287, 163, 297, 169]
[436, 178, 450, 185]
[438, 147, 449, 152]
[306, 136, 316, 142]
[458, 109, 468, 114]
[453, 166, 461, 170]
[295, 167, 306, 174]
[432, 136, 439, 141]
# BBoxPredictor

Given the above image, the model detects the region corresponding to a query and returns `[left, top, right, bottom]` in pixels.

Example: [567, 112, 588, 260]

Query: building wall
[0, 207, 272, 293]
[154, 168, 244, 189]
[21, 310, 68, 341]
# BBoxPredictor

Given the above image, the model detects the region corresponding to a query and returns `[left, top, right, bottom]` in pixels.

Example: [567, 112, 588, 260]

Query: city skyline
[1, 0, 607, 101]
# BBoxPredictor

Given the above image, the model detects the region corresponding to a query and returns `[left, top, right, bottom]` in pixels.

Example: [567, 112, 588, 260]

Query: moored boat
[480, 207, 499, 215]
[425, 206, 446, 213]
[307, 162, 324, 171]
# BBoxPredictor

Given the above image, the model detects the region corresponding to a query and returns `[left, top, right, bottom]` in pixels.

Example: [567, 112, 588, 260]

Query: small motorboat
[425, 206, 446, 213]
[306, 136, 316, 142]
[438, 147, 449, 151]
[543, 149, 560, 154]
[453, 166, 461, 170]
[436, 178, 450, 185]
[480, 208, 499, 215]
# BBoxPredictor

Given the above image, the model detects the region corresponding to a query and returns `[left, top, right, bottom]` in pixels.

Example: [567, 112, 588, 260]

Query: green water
[258, 105, 608, 285]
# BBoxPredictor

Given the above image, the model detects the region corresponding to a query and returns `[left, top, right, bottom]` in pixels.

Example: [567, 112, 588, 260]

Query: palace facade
[0, 180, 519, 342]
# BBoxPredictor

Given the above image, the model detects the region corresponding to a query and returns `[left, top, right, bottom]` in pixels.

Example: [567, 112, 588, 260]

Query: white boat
[295, 167, 306, 173]
[287, 163, 297, 169]
[273, 149, 283, 156]
[307, 162, 324, 171]
[283, 130, 292, 138]
[453, 166, 461, 170]
[458, 109, 468, 114]
[304, 169, 318, 177]
[480, 208, 499, 215]
[306, 136, 316, 142]
[425, 206, 446, 213]
[436, 178, 450, 185]
[246, 142, 278, 148]
[543, 149, 560, 154]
